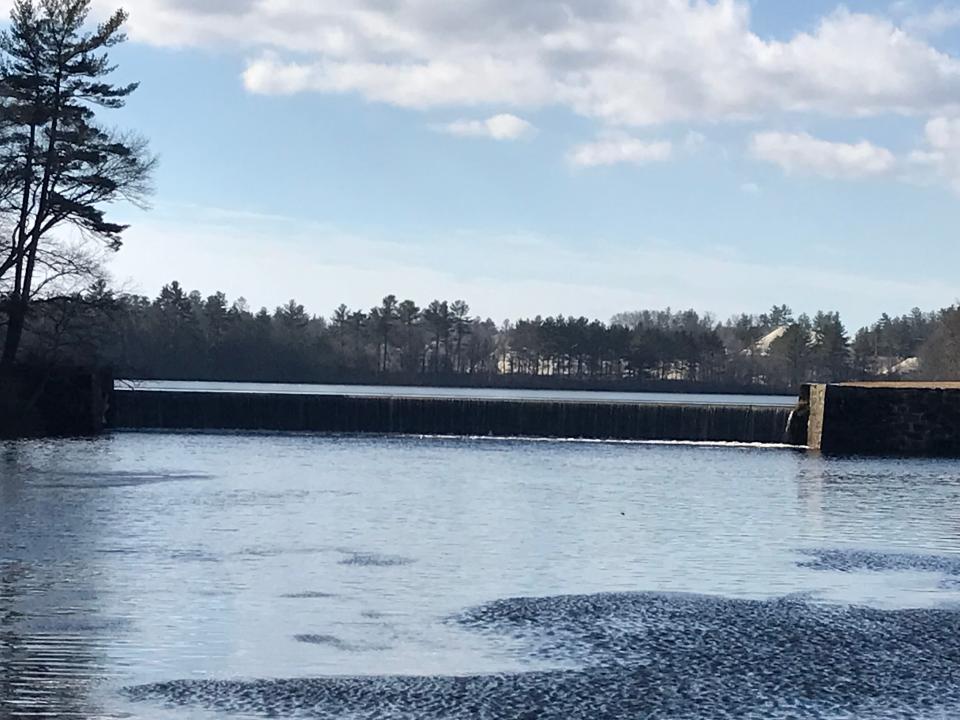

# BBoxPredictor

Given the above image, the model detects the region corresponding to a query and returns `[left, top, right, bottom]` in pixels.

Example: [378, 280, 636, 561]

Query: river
[2, 432, 960, 718]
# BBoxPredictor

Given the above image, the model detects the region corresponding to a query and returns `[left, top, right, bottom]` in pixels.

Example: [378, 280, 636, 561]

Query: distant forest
[7, 280, 960, 392]
[0, 4, 954, 393]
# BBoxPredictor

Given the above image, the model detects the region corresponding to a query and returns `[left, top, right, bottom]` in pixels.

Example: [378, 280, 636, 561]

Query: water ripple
[129, 591, 960, 719]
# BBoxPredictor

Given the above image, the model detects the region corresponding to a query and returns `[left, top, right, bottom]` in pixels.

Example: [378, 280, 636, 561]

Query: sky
[8, 0, 960, 329]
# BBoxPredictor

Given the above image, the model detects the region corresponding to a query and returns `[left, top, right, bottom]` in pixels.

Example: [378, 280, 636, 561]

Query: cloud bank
[79, 0, 960, 127]
[4, 0, 956, 190]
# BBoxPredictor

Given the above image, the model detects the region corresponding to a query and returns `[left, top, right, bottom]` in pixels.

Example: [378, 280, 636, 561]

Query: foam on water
[421, 434, 804, 449]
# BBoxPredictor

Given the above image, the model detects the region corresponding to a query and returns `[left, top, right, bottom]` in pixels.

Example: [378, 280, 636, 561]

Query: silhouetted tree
[332, 304, 349, 359]
[919, 306, 960, 379]
[450, 299, 471, 373]
[397, 299, 422, 372]
[810, 311, 850, 382]
[348, 309, 366, 363]
[0, 0, 154, 363]
[369, 294, 398, 372]
[769, 316, 813, 389]
[422, 300, 450, 373]
[764, 304, 794, 328]
[275, 299, 309, 330]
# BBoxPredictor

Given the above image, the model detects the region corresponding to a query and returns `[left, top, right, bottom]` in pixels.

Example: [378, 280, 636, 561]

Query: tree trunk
[2, 298, 27, 365]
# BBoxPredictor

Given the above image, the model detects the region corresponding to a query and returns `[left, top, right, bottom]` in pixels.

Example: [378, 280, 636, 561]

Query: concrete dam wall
[111, 390, 795, 444]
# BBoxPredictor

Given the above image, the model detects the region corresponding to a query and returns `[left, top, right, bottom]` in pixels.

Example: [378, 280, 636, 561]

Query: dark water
[117, 380, 796, 407]
[3, 432, 960, 719]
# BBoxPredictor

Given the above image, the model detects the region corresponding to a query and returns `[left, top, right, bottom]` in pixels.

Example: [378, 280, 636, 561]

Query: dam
[110, 389, 796, 445]
[12, 377, 960, 455]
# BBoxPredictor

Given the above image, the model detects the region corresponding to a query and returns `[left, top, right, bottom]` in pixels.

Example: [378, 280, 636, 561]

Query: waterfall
[784, 409, 796, 444]
[112, 390, 800, 445]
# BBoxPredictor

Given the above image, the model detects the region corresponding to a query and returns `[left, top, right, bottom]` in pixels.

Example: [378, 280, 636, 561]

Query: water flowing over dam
[111, 390, 797, 444]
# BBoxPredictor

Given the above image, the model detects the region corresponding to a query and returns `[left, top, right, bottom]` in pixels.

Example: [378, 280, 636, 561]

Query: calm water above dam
[3, 432, 960, 719]
[118, 379, 797, 407]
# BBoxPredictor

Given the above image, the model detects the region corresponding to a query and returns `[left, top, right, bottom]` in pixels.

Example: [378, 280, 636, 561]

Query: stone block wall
[805, 383, 960, 456]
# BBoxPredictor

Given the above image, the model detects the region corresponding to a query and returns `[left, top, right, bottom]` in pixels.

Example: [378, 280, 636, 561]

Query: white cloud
[568, 137, 672, 167]
[242, 54, 553, 108]
[908, 115, 960, 192]
[436, 114, 536, 140]
[750, 132, 896, 179]
[901, 4, 960, 37]
[62, 0, 960, 126]
[747, 119, 960, 194]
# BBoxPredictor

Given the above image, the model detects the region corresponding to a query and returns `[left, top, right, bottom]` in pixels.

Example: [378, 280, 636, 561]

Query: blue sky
[11, 0, 960, 328]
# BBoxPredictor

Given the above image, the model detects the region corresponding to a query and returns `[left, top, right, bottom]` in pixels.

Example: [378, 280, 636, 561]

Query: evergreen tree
[449, 299, 471, 373]
[811, 311, 850, 382]
[331, 304, 349, 359]
[396, 299, 421, 372]
[0, 0, 154, 363]
[369, 295, 398, 372]
[422, 300, 450, 373]
[769, 315, 812, 388]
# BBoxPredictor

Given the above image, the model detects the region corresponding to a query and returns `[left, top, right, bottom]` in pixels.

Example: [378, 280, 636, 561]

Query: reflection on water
[2, 433, 960, 718]
[1, 444, 120, 719]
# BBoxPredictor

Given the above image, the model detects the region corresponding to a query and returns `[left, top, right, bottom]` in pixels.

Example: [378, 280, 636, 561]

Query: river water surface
[3, 432, 960, 718]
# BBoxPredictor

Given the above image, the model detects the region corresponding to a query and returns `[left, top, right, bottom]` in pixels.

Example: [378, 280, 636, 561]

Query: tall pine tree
[0, 0, 154, 364]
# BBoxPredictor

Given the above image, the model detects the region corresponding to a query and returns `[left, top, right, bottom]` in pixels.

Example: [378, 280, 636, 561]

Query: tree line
[10, 279, 959, 391]
[2, 3, 958, 391]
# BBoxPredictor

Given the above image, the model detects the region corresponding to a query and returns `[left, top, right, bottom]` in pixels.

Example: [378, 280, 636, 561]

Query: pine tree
[0, 0, 154, 364]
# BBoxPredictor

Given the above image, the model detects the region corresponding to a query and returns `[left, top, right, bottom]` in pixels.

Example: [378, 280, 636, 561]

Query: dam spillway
[110, 390, 796, 444]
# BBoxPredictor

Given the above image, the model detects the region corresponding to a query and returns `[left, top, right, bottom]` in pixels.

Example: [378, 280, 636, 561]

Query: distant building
[885, 357, 920, 376]
[742, 326, 816, 357]
[748, 327, 788, 356]
[860, 356, 921, 377]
